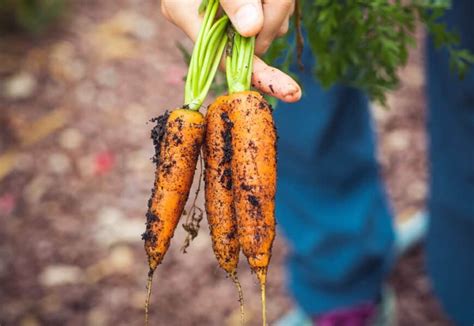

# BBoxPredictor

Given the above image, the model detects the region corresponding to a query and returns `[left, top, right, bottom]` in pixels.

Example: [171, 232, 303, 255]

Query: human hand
[161, 0, 301, 103]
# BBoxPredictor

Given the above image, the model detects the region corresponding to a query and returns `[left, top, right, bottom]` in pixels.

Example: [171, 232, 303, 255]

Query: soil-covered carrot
[226, 32, 277, 326]
[203, 94, 244, 321]
[143, 108, 205, 324]
[204, 96, 239, 273]
[142, 1, 229, 324]
[228, 90, 276, 277]
[143, 109, 206, 270]
[229, 91, 276, 326]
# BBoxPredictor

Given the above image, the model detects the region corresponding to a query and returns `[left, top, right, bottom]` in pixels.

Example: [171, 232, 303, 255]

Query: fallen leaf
[17, 108, 68, 147]
[0, 150, 19, 182]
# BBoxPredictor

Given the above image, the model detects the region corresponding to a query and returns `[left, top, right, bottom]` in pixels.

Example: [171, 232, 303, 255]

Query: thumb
[220, 0, 264, 37]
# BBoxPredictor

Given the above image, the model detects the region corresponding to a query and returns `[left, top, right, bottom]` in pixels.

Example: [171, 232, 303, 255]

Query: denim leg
[274, 49, 394, 315]
[426, 1, 474, 324]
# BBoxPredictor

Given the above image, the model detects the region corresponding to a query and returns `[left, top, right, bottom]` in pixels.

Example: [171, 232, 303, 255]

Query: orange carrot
[224, 26, 277, 325]
[204, 95, 244, 321]
[143, 109, 205, 324]
[228, 91, 277, 326]
[144, 109, 206, 270]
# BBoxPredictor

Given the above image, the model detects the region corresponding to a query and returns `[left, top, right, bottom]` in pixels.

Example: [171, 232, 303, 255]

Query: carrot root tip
[145, 270, 155, 326]
[229, 271, 245, 325]
[261, 281, 267, 326]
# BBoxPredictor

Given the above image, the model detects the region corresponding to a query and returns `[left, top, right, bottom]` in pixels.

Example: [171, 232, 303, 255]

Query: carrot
[226, 32, 277, 326]
[229, 91, 276, 326]
[143, 108, 205, 322]
[144, 109, 206, 270]
[142, 1, 229, 324]
[203, 95, 244, 322]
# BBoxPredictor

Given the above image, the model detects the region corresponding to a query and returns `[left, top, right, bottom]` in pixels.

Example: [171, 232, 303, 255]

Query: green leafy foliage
[265, 0, 474, 105]
[0, 0, 66, 34]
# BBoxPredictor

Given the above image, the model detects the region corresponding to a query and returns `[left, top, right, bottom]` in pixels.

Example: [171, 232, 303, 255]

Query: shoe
[274, 308, 312, 326]
[394, 210, 428, 257]
[275, 210, 428, 326]
[371, 286, 396, 326]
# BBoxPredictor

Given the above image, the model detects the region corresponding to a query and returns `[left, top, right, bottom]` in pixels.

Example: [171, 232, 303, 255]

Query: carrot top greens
[226, 31, 255, 94]
[184, 0, 229, 111]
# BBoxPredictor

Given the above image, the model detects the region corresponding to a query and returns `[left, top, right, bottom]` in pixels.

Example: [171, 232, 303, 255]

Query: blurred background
[0, 0, 453, 325]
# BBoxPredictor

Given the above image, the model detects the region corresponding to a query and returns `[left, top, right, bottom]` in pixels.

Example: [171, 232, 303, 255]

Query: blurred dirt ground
[0, 1, 454, 325]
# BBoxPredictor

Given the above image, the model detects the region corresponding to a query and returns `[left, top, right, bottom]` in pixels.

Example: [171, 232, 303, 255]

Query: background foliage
[265, 0, 474, 105]
[0, 0, 66, 34]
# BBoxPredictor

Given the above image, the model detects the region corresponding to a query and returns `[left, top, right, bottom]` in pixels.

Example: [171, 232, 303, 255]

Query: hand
[161, 0, 301, 103]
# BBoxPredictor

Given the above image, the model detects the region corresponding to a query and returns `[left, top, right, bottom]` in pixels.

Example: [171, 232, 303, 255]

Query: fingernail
[283, 94, 296, 102]
[284, 88, 302, 102]
[234, 4, 260, 35]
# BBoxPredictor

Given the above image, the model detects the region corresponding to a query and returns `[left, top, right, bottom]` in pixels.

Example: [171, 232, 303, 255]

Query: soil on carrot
[0, 1, 452, 325]
[150, 111, 170, 165]
[220, 111, 233, 165]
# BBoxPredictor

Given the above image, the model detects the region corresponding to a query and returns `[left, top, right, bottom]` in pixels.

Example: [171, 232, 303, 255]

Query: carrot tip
[261, 281, 267, 326]
[145, 270, 155, 326]
[254, 268, 268, 326]
[229, 271, 245, 326]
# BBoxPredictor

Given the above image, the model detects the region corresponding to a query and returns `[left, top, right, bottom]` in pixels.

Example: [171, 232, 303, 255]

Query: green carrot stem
[186, 0, 214, 101]
[237, 35, 246, 76]
[226, 28, 255, 94]
[187, 0, 215, 103]
[196, 0, 219, 68]
[226, 55, 233, 92]
[231, 34, 240, 74]
[184, 0, 229, 110]
[198, 16, 229, 89]
[194, 33, 228, 108]
[244, 37, 255, 89]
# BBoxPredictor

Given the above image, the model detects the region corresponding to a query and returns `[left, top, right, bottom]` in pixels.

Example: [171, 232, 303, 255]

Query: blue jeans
[274, 1, 474, 324]
[426, 1, 474, 325]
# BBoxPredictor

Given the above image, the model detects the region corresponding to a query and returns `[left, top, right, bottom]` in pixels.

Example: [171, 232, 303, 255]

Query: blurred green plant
[0, 0, 66, 34]
[265, 0, 474, 105]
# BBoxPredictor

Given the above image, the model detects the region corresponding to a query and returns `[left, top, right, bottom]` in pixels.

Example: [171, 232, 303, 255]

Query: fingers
[255, 0, 293, 55]
[219, 55, 301, 103]
[252, 56, 301, 103]
[161, 0, 202, 41]
[220, 0, 264, 37]
[160, 0, 302, 103]
[276, 16, 290, 38]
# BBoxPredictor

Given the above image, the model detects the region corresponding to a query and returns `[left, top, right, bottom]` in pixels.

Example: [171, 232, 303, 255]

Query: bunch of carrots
[142, 1, 276, 325]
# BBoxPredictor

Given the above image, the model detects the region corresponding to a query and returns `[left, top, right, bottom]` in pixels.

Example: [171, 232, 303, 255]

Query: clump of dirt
[150, 111, 170, 165]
